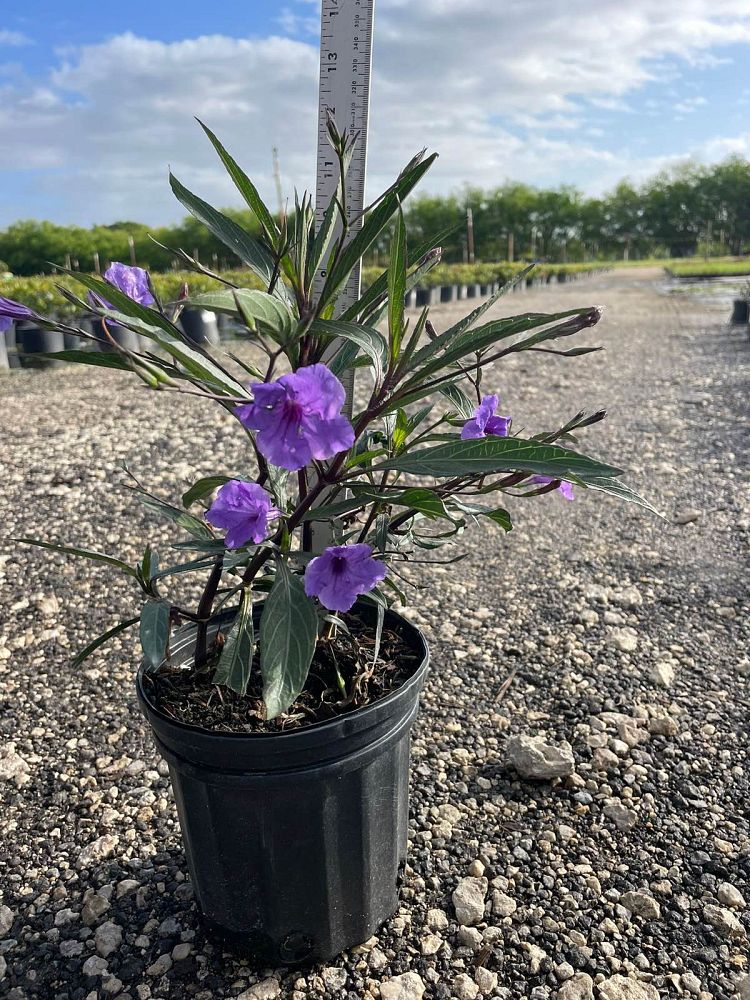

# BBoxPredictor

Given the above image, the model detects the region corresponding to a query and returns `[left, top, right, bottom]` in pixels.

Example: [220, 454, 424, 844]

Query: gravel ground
[0, 268, 748, 1000]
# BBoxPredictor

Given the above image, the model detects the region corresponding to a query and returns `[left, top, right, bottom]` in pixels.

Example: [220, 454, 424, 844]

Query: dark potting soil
[145, 611, 423, 734]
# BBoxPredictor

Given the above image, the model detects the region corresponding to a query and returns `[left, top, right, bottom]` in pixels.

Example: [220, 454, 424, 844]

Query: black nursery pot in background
[136, 604, 429, 964]
[180, 308, 221, 346]
[90, 318, 142, 353]
[17, 324, 65, 368]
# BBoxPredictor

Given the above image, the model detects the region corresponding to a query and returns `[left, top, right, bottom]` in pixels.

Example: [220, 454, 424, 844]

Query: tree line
[2, 157, 749, 277]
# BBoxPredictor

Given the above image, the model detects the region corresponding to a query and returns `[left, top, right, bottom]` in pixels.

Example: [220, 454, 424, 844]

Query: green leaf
[140, 599, 171, 668]
[213, 585, 255, 696]
[135, 493, 214, 540]
[151, 555, 216, 580]
[67, 272, 247, 397]
[169, 172, 276, 285]
[182, 475, 232, 508]
[310, 319, 387, 386]
[482, 508, 513, 531]
[44, 350, 133, 370]
[326, 338, 361, 378]
[260, 559, 318, 719]
[72, 617, 140, 667]
[342, 222, 458, 323]
[197, 119, 279, 245]
[15, 537, 136, 577]
[323, 152, 438, 307]
[378, 437, 623, 480]
[579, 476, 664, 517]
[387, 204, 407, 366]
[438, 381, 475, 419]
[187, 289, 295, 343]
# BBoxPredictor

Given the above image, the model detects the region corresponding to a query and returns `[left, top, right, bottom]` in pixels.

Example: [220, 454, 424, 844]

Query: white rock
[703, 903, 745, 938]
[524, 942, 548, 974]
[738, 974, 750, 1000]
[426, 907, 449, 932]
[620, 891, 661, 920]
[717, 882, 746, 909]
[0, 747, 31, 788]
[649, 661, 674, 688]
[0, 905, 14, 938]
[82, 893, 110, 925]
[453, 972, 479, 1000]
[612, 586, 642, 608]
[452, 876, 488, 926]
[237, 979, 281, 1000]
[608, 628, 638, 653]
[458, 925, 483, 951]
[556, 973, 594, 999]
[475, 967, 498, 994]
[95, 921, 123, 957]
[0, 955, 6, 982]
[492, 890, 517, 917]
[322, 968, 348, 991]
[420, 932, 442, 956]
[78, 835, 119, 868]
[379, 971, 425, 1000]
[598, 975, 659, 1000]
[82, 955, 109, 978]
[172, 943, 192, 961]
[506, 735, 575, 780]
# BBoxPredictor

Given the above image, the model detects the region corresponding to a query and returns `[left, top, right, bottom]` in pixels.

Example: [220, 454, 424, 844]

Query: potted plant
[5, 119, 658, 964]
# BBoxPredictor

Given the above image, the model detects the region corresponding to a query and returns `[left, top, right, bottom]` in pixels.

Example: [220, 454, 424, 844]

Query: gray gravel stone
[505, 734, 575, 779]
[379, 972, 425, 1000]
[556, 974, 594, 999]
[598, 976, 659, 1000]
[452, 876, 488, 925]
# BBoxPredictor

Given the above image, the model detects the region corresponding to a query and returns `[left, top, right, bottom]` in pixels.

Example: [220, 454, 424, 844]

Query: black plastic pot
[90, 318, 142, 353]
[180, 308, 221, 346]
[731, 299, 749, 324]
[17, 325, 65, 368]
[137, 604, 429, 964]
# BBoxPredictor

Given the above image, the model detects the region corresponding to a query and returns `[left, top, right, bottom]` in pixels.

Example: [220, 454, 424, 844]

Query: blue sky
[2, 0, 750, 227]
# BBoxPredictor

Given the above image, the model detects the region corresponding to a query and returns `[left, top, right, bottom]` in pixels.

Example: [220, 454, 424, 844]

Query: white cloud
[0, 29, 31, 47]
[1, 1, 750, 224]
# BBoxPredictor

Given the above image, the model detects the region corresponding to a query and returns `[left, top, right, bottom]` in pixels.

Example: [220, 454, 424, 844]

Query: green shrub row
[1, 261, 609, 319]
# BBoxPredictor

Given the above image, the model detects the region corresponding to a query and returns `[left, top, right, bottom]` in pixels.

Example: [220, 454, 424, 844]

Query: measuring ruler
[310, 0, 376, 552]
[314, 0, 376, 413]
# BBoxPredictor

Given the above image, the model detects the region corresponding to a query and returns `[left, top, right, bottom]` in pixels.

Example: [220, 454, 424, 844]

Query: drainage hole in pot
[279, 932, 314, 963]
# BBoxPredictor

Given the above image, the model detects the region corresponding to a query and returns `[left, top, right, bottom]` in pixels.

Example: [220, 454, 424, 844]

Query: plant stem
[194, 556, 224, 670]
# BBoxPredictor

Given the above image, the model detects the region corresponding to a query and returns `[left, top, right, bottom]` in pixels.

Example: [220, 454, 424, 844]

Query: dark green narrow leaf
[182, 475, 232, 508]
[15, 537, 136, 577]
[387, 204, 407, 366]
[197, 119, 279, 244]
[44, 350, 134, 370]
[483, 508, 513, 531]
[579, 476, 664, 517]
[260, 560, 318, 720]
[213, 585, 255, 696]
[310, 319, 386, 386]
[169, 172, 276, 284]
[140, 599, 171, 669]
[136, 493, 214, 539]
[72, 617, 140, 667]
[378, 437, 623, 480]
[323, 152, 438, 306]
[438, 381, 476, 419]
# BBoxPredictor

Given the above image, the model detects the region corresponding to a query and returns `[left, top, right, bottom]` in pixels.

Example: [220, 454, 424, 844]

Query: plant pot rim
[136, 600, 429, 746]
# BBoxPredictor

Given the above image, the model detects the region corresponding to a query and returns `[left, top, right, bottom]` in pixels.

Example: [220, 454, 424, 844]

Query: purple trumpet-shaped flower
[205, 480, 280, 549]
[304, 544, 387, 613]
[461, 394, 511, 440]
[103, 263, 155, 306]
[529, 475, 575, 500]
[89, 262, 155, 311]
[0, 296, 37, 332]
[236, 364, 355, 472]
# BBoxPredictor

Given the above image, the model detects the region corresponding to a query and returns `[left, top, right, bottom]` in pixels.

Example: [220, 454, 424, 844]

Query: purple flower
[461, 394, 511, 440]
[0, 296, 37, 331]
[103, 263, 155, 306]
[304, 544, 387, 613]
[205, 480, 280, 549]
[236, 364, 355, 472]
[529, 475, 575, 500]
